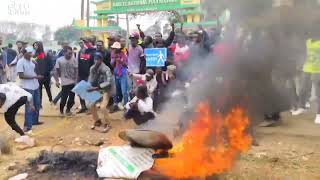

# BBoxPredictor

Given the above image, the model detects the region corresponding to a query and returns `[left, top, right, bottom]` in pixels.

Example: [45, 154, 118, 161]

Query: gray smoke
[139, 2, 320, 137]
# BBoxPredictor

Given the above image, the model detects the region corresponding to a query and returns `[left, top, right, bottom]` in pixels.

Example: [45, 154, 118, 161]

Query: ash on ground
[27, 151, 100, 180]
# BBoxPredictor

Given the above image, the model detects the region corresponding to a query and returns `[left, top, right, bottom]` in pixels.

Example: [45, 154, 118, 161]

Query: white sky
[0, 0, 81, 29]
[0, 0, 158, 32]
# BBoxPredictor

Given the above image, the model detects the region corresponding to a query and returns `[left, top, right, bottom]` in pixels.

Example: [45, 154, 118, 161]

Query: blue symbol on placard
[144, 48, 167, 67]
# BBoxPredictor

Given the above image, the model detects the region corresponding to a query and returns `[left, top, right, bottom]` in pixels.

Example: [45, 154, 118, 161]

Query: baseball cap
[94, 52, 103, 60]
[25, 47, 34, 53]
[146, 69, 154, 77]
[129, 32, 140, 39]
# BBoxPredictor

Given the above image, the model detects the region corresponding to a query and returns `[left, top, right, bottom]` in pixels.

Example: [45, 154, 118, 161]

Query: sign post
[144, 48, 167, 67]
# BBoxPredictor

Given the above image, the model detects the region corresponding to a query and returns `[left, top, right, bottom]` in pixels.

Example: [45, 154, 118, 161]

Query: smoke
[139, 2, 320, 137]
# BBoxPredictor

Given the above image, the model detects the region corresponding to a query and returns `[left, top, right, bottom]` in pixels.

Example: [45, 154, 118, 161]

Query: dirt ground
[0, 95, 320, 180]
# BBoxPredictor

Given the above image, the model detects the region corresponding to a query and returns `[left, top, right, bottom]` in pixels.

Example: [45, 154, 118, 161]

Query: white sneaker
[291, 108, 306, 116]
[305, 102, 311, 109]
[315, 114, 320, 124]
[118, 103, 124, 110]
[15, 135, 30, 143]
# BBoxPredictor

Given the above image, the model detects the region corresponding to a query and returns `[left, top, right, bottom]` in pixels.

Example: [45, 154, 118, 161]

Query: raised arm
[137, 24, 145, 40]
[165, 23, 175, 47]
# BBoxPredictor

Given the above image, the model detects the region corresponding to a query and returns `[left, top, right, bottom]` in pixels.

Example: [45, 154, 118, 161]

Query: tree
[54, 26, 81, 43]
[42, 25, 52, 43]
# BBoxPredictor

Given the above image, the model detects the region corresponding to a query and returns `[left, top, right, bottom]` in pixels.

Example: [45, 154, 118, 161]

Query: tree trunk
[81, 0, 84, 20]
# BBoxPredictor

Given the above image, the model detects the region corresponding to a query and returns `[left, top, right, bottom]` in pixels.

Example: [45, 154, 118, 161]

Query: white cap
[111, 42, 121, 49]
[25, 47, 34, 53]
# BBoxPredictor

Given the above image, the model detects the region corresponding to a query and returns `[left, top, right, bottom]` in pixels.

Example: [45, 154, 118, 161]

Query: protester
[107, 36, 116, 50]
[57, 42, 69, 58]
[6, 43, 17, 82]
[173, 34, 190, 68]
[7, 41, 24, 82]
[16, 47, 42, 132]
[139, 23, 175, 48]
[125, 85, 155, 125]
[153, 65, 177, 112]
[110, 42, 129, 112]
[88, 53, 114, 133]
[0, 83, 35, 138]
[128, 32, 145, 74]
[293, 38, 320, 124]
[54, 46, 78, 116]
[96, 40, 112, 71]
[0, 36, 7, 84]
[130, 69, 157, 97]
[77, 38, 96, 113]
[137, 24, 153, 49]
[33, 41, 53, 107]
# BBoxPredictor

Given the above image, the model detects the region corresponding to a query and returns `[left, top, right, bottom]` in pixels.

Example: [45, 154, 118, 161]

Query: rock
[119, 130, 173, 150]
[8, 173, 28, 180]
[0, 136, 12, 154]
[7, 162, 17, 171]
[302, 156, 309, 161]
[95, 140, 104, 146]
[15, 136, 35, 148]
[37, 164, 50, 173]
[16, 140, 36, 151]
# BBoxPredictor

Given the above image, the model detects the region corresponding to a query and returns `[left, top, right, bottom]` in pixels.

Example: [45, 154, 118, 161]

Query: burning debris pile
[28, 151, 99, 179]
[154, 103, 251, 179]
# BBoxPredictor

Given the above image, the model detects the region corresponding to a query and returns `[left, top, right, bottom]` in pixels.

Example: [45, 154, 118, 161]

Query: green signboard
[94, 0, 201, 14]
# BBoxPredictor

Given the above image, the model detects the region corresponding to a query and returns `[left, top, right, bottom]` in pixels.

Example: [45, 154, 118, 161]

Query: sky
[0, 0, 157, 31]
[0, 0, 81, 29]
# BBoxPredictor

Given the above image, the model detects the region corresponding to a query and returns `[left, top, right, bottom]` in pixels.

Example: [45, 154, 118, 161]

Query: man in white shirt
[125, 85, 155, 125]
[0, 83, 35, 137]
[16, 47, 43, 132]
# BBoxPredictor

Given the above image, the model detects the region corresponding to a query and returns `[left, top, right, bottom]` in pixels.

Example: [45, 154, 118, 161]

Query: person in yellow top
[292, 38, 320, 124]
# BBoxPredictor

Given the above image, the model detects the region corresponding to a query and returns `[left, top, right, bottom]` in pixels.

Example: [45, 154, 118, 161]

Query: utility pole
[86, 0, 90, 27]
[81, 0, 84, 20]
[126, 14, 130, 46]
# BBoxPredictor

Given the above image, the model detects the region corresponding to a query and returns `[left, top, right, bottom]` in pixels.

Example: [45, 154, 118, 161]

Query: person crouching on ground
[125, 85, 155, 125]
[88, 53, 114, 133]
[0, 83, 35, 141]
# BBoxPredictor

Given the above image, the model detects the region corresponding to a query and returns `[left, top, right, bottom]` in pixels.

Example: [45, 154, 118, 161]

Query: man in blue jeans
[16, 47, 43, 133]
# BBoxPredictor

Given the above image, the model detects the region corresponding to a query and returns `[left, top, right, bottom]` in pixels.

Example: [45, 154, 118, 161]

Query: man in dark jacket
[96, 40, 112, 71]
[77, 39, 96, 113]
[6, 43, 17, 82]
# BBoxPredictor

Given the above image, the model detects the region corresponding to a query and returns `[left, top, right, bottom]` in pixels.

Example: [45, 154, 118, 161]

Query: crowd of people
[0, 23, 319, 145]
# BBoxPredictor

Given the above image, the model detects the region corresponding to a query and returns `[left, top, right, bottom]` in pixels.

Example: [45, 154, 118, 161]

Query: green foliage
[54, 26, 81, 43]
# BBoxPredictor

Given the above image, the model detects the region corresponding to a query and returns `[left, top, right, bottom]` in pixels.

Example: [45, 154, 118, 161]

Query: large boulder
[119, 130, 173, 150]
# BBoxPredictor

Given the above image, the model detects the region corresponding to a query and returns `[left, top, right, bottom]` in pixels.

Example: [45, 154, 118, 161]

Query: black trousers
[4, 96, 27, 136]
[60, 84, 75, 113]
[124, 109, 155, 125]
[78, 78, 87, 110]
[39, 78, 53, 106]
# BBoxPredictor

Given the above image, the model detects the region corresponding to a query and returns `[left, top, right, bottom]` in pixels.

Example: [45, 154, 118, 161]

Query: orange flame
[154, 103, 252, 178]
